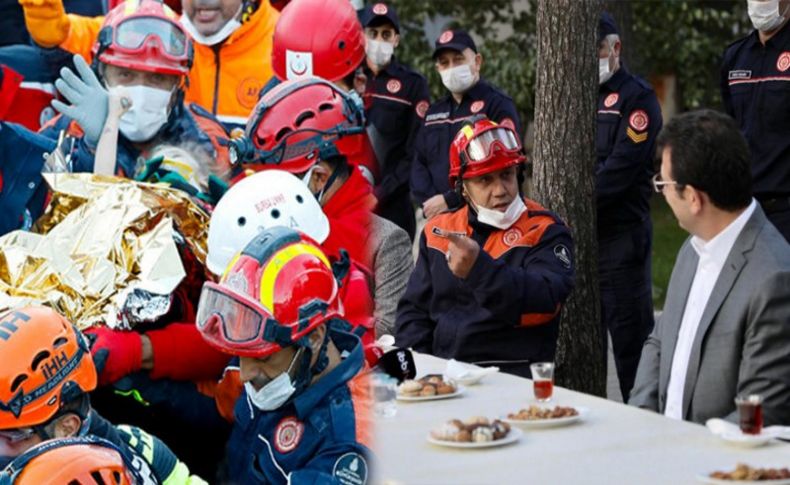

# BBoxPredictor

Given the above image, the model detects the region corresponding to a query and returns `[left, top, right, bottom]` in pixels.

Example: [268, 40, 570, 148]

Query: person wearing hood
[395, 117, 575, 379]
[18, 0, 279, 130]
[721, 0, 790, 241]
[410, 29, 522, 221]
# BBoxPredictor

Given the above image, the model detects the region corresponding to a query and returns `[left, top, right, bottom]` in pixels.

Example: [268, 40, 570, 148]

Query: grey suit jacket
[630, 206, 790, 425]
[368, 215, 414, 337]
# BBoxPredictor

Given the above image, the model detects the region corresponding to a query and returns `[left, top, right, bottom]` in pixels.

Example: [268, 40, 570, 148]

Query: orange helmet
[0, 307, 97, 429]
[0, 436, 139, 485]
[271, 0, 365, 82]
[197, 226, 343, 358]
[93, 0, 193, 77]
[448, 117, 525, 188]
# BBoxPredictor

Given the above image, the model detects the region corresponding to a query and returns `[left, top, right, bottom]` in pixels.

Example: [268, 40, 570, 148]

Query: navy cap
[599, 12, 619, 42]
[359, 3, 400, 33]
[432, 29, 477, 59]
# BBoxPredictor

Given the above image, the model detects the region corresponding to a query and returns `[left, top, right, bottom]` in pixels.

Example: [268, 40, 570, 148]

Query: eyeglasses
[0, 427, 36, 444]
[652, 173, 681, 193]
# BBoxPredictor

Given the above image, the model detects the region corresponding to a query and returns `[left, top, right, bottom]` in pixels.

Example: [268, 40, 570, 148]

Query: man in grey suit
[630, 109, 790, 426]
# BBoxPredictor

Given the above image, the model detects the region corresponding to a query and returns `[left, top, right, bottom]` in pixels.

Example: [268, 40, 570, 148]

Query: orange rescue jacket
[59, 2, 278, 127]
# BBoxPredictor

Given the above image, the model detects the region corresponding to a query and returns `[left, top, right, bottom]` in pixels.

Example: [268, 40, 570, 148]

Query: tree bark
[533, 0, 605, 397]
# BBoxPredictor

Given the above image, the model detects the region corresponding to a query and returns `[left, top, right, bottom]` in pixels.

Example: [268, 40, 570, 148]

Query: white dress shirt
[664, 199, 756, 420]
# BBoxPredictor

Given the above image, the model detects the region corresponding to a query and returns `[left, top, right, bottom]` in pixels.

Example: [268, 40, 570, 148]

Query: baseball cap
[432, 29, 477, 59]
[359, 2, 400, 33]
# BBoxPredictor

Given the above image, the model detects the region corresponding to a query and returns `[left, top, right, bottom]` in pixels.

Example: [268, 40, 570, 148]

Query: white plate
[427, 427, 523, 449]
[696, 470, 790, 484]
[397, 386, 465, 402]
[717, 430, 779, 448]
[502, 406, 589, 429]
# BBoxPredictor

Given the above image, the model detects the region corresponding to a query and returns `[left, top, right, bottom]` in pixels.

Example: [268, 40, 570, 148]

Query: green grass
[651, 197, 688, 310]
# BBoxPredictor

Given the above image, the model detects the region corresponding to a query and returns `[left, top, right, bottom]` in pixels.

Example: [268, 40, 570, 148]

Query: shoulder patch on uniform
[415, 100, 429, 119]
[502, 227, 523, 247]
[626, 126, 648, 144]
[274, 416, 304, 454]
[236, 77, 264, 110]
[604, 93, 619, 108]
[628, 110, 649, 132]
[386, 79, 402, 94]
[777, 52, 790, 72]
[333, 452, 368, 485]
[553, 244, 571, 269]
[470, 100, 485, 113]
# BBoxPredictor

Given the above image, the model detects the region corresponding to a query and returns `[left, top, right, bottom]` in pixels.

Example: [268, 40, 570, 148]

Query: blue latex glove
[52, 54, 108, 147]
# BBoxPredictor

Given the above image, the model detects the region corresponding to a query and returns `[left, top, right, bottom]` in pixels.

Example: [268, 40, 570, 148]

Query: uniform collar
[458, 78, 490, 105]
[293, 329, 364, 419]
[364, 58, 401, 78]
[746, 20, 790, 50]
[601, 66, 629, 92]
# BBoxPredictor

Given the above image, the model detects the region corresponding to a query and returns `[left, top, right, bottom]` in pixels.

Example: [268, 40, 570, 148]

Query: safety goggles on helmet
[464, 127, 521, 162]
[229, 126, 365, 167]
[115, 16, 187, 58]
[0, 428, 35, 444]
[196, 281, 338, 355]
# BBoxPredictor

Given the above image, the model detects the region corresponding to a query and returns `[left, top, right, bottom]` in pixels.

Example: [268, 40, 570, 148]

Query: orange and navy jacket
[39, 102, 229, 177]
[58, 1, 279, 130]
[219, 329, 372, 484]
[394, 198, 575, 378]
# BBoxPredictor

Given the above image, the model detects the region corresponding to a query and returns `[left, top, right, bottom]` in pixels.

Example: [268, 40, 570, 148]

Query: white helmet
[206, 170, 331, 275]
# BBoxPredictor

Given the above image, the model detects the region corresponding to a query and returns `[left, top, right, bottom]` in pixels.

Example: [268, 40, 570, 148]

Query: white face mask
[747, 0, 787, 32]
[180, 5, 242, 46]
[366, 39, 394, 67]
[109, 85, 172, 142]
[467, 190, 527, 230]
[244, 349, 302, 411]
[599, 55, 613, 85]
[440, 64, 476, 94]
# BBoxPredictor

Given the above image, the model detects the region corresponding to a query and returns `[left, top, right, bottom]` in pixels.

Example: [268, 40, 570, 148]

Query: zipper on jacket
[212, 45, 222, 115]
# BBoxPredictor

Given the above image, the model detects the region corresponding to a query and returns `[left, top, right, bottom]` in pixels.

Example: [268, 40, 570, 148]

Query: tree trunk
[533, 0, 605, 397]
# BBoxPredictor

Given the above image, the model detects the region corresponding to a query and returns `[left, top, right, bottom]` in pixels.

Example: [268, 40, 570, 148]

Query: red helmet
[93, 0, 193, 77]
[2, 436, 139, 485]
[228, 77, 366, 174]
[272, 0, 365, 82]
[0, 307, 96, 430]
[196, 227, 343, 358]
[448, 117, 526, 187]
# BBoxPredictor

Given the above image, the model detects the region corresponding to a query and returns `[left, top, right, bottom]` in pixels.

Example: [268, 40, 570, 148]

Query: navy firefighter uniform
[596, 61, 662, 399]
[395, 199, 575, 378]
[222, 328, 372, 485]
[360, 2, 430, 240]
[364, 59, 430, 240]
[721, 20, 790, 241]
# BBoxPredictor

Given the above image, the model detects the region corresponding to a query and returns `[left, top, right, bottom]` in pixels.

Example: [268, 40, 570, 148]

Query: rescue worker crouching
[395, 117, 575, 378]
[196, 227, 372, 484]
[0, 306, 204, 484]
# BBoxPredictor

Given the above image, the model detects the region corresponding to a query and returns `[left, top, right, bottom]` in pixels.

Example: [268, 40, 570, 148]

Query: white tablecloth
[373, 353, 790, 485]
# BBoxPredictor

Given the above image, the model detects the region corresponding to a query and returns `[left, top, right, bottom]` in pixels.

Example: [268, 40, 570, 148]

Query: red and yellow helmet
[448, 117, 526, 188]
[0, 307, 97, 429]
[196, 226, 342, 358]
[2, 436, 138, 485]
[272, 0, 365, 82]
[93, 0, 193, 77]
